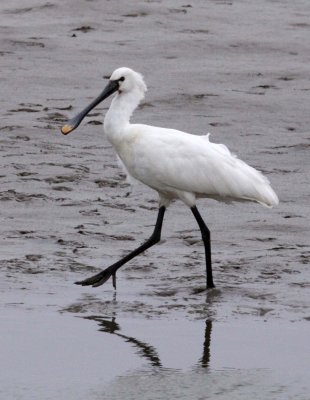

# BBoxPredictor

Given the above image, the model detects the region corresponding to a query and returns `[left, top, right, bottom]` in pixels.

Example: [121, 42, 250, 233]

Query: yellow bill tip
[61, 124, 73, 135]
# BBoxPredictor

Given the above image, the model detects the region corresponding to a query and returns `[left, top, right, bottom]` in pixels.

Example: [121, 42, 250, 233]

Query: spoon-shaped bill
[61, 79, 119, 135]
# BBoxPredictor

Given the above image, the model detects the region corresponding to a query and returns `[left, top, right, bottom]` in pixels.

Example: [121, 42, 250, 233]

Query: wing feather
[119, 125, 278, 207]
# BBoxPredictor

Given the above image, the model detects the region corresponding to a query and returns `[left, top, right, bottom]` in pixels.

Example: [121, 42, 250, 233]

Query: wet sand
[1, 0, 309, 399]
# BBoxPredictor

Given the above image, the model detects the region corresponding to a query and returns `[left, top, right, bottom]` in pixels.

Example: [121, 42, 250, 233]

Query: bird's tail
[229, 157, 279, 208]
[254, 183, 279, 208]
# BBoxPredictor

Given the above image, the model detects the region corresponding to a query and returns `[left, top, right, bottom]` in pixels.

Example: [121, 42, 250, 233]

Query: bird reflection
[84, 315, 162, 367]
[199, 320, 212, 368]
[84, 316, 212, 369]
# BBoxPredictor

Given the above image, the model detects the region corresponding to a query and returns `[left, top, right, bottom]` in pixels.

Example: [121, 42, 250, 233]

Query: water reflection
[199, 320, 212, 368]
[84, 316, 212, 369]
[84, 316, 162, 367]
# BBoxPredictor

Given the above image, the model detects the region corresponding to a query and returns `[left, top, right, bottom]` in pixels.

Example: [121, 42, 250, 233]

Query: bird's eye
[119, 77, 125, 82]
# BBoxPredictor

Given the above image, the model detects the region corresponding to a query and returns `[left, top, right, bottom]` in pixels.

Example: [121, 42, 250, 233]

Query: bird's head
[110, 67, 147, 95]
[61, 67, 146, 135]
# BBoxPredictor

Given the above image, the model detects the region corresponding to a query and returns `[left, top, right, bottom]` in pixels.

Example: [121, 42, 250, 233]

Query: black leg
[75, 206, 166, 288]
[191, 206, 215, 289]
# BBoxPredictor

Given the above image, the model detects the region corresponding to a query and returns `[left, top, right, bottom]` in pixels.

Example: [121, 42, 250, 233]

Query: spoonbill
[61, 67, 279, 290]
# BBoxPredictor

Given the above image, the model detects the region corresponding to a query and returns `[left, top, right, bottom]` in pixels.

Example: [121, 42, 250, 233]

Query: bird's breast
[107, 128, 142, 175]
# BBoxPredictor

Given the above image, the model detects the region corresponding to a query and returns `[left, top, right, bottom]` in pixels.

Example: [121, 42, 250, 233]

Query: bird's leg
[191, 206, 215, 289]
[75, 206, 166, 288]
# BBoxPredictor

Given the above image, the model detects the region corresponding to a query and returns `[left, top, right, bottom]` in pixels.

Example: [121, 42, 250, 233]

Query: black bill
[61, 79, 119, 135]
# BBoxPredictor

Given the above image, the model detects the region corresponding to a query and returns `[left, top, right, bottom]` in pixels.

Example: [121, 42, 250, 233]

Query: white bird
[61, 67, 279, 290]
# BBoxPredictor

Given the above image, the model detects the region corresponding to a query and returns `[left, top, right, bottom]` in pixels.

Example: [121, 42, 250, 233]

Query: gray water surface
[1, 305, 308, 400]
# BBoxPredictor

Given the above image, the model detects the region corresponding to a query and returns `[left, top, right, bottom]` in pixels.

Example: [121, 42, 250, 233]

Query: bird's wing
[121, 124, 278, 207]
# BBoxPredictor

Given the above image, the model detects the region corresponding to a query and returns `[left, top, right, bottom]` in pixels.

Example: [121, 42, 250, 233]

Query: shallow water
[1, 0, 310, 398]
[1, 304, 309, 400]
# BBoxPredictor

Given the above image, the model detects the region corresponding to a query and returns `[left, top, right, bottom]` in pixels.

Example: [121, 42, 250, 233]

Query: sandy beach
[1, 0, 309, 399]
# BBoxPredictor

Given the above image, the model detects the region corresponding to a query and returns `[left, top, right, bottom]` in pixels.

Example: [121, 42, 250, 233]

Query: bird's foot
[207, 282, 215, 289]
[75, 266, 117, 289]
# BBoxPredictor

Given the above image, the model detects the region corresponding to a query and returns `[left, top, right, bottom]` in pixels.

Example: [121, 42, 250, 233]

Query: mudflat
[1, 1, 309, 399]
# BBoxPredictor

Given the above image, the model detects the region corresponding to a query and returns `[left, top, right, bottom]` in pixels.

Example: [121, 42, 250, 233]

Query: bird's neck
[104, 89, 144, 142]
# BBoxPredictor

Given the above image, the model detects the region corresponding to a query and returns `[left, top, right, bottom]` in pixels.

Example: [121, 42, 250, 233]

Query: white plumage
[61, 67, 279, 290]
[103, 68, 278, 208]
